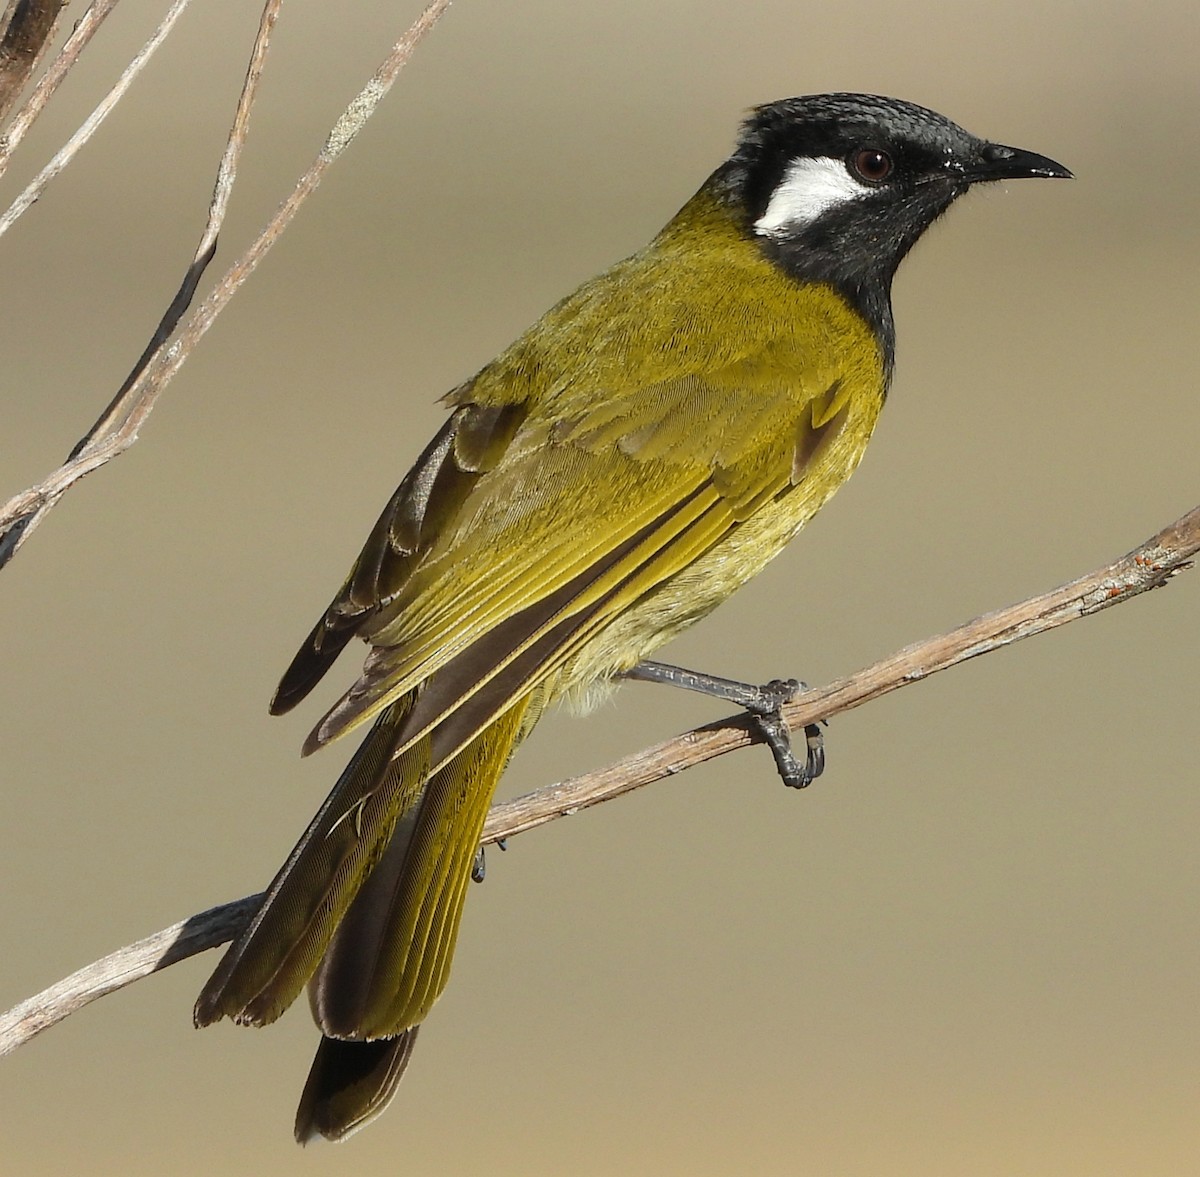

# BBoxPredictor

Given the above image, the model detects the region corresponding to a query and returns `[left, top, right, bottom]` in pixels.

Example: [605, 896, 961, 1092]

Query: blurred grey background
[1, 2, 1197, 1173]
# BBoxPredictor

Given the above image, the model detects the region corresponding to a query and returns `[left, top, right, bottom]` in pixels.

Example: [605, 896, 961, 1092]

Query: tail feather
[194, 697, 429, 1029]
[294, 1029, 420, 1144]
[309, 699, 529, 1038]
[293, 702, 528, 1139]
[197, 690, 530, 1137]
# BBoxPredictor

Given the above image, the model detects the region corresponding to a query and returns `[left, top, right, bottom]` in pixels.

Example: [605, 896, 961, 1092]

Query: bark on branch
[1, 503, 1195, 1058]
[0, 0, 68, 126]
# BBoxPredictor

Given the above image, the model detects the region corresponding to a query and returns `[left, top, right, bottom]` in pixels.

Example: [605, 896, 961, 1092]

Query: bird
[194, 92, 1070, 1142]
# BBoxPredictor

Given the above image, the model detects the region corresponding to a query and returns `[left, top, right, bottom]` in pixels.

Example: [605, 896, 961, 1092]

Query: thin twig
[1, 503, 1195, 1057]
[0, 0, 69, 125]
[0, 0, 122, 183]
[0, 0, 453, 569]
[0, 0, 194, 239]
[71, 0, 284, 458]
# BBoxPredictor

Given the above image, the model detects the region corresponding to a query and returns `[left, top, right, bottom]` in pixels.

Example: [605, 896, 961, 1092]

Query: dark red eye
[850, 147, 894, 183]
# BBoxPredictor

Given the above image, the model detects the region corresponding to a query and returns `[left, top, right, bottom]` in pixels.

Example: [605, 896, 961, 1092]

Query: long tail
[195, 695, 531, 1141]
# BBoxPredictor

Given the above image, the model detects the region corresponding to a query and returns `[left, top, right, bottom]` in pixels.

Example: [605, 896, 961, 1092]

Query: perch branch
[1, 503, 1195, 1057]
[0, 0, 453, 568]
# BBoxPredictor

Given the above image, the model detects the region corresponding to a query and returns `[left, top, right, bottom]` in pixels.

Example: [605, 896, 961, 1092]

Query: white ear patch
[754, 156, 873, 238]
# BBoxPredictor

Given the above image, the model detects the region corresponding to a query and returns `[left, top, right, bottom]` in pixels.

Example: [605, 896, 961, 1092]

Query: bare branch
[72, 0, 283, 458]
[0, 0, 453, 569]
[0, 0, 122, 183]
[1, 504, 1194, 1058]
[0, 0, 195, 239]
[0, 0, 69, 125]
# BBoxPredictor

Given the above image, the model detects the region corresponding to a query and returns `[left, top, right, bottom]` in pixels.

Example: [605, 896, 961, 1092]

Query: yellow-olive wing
[306, 349, 854, 756]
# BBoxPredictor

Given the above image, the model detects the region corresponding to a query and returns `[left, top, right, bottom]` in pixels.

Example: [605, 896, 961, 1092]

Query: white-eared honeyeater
[195, 93, 1070, 1142]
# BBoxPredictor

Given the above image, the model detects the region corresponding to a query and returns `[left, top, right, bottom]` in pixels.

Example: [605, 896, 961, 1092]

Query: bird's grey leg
[622, 660, 825, 789]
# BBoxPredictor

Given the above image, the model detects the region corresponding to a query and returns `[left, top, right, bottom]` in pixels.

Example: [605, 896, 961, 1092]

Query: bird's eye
[850, 147, 894, 183]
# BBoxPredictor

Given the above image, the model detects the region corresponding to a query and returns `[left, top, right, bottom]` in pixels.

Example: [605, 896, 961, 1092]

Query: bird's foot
[622, 661, 825, 789]
[739, 678, 825, 790]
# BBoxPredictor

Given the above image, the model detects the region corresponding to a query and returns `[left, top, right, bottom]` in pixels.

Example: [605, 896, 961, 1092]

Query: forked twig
[1, 503, 1195, 1057]
[0, 0, 453, 568]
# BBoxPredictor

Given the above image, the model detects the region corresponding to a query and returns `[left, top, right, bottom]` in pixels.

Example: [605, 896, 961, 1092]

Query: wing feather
[305, 357, 838, 750]
[271, 400, 526, 715]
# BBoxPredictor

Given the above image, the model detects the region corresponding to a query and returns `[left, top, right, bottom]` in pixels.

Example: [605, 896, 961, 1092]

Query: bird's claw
[742, 679, 824, 790]
[471, 838, 508, 883]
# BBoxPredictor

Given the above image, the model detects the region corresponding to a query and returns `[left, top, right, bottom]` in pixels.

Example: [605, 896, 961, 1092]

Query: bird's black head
[722, 93, 1071, 347]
